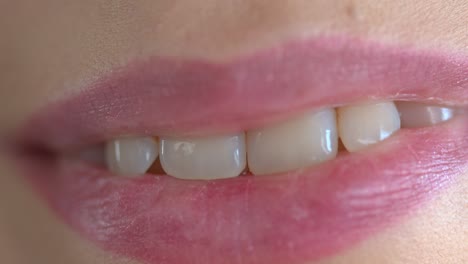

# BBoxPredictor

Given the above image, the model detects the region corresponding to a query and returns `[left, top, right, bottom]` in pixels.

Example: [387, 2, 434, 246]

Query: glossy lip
[12, 35, 468, 264]
[17, 36, 467, 150]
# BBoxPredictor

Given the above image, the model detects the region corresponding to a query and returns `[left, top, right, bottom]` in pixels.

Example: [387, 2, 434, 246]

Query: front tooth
[338, 102, 400, 152]
[106, 137, 158, 176]
[247, 109, 338, 176]
[395, 102, 456, 128]
[159, 133, 246, 180]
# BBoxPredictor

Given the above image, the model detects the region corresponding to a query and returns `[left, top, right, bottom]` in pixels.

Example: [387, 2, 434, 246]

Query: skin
[0, 0, 467, 263]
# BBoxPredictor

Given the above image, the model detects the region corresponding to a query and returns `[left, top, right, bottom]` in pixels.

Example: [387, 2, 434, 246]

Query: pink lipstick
[12, 35, 468, 264]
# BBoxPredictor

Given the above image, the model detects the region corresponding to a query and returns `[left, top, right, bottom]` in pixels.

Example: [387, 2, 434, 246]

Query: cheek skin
[0, 157, 134, 264]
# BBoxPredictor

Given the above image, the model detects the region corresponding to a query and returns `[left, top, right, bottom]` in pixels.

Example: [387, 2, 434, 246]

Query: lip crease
[12, 35, 468, 264]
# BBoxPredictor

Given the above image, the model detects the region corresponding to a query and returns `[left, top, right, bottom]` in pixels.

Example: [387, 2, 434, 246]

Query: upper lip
[15, 35, 468, 151]
[10, 35, 468, 264]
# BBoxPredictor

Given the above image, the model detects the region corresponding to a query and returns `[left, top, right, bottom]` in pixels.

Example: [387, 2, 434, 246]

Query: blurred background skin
[0, 1, 467, 263]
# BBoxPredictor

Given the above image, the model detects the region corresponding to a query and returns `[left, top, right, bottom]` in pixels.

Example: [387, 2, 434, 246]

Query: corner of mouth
[9, 34, 468, 264]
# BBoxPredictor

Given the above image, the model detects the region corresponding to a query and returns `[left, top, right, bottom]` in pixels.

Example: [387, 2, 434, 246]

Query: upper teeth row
[105, 101, 456, 180]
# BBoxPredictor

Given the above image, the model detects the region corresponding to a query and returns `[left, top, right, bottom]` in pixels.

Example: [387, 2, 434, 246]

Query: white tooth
[395, 102, 456, 128]
[106, 137, 158, 176]
[159, 133, 246, 180]
[338, 102, 400, 152]
[247, 109, 338, 176]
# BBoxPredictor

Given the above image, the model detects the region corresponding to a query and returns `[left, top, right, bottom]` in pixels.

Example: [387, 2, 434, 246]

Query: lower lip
[18, 117, 467, 264]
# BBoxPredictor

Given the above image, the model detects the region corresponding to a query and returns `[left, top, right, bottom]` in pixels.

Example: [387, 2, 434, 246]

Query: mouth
[9, 35, 468, 264]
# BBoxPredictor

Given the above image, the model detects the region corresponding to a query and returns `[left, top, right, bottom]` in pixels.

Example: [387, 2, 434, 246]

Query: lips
[12, 35, 468, 264]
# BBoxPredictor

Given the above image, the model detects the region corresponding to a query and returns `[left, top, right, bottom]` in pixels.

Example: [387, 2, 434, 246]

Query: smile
[10, 35, 468, 264]
[102, 101, 458, 180]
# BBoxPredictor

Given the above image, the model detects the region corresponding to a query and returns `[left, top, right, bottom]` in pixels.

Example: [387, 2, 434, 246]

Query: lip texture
[17, 36, 468, 150]
[13, 36, 468, 264]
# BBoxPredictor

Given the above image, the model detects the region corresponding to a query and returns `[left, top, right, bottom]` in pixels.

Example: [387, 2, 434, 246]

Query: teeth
[395, 102, 456, 128]
[159, 133, 246, 180]
[337, 102, 401, 152]
[247, 109, 338, 175]
[99, 101, 456, 179]
[105, 137, 158, 176]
